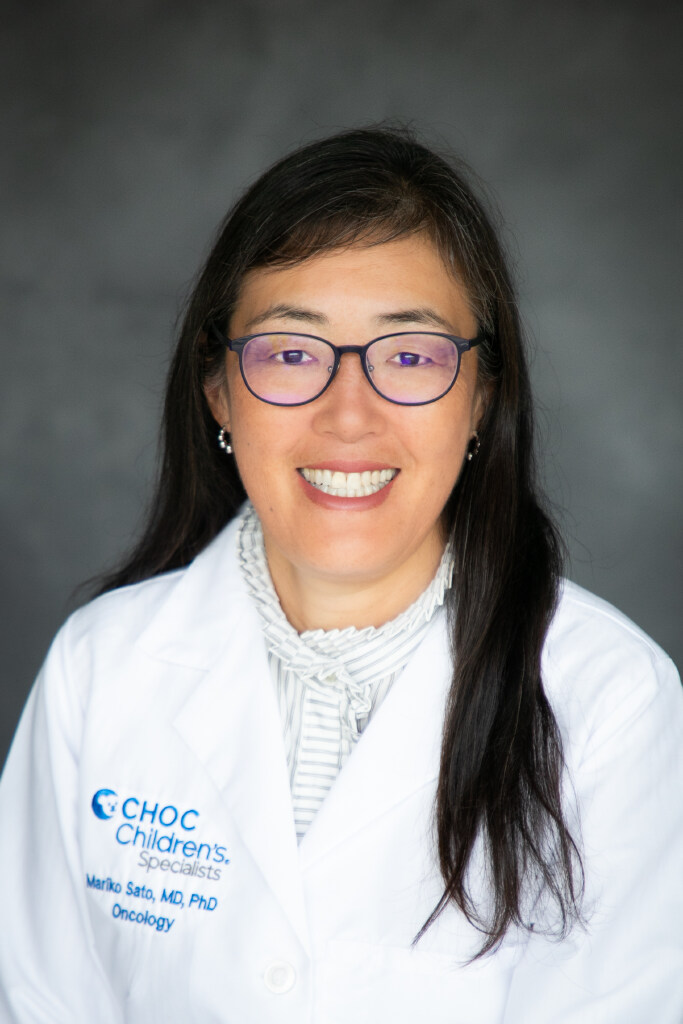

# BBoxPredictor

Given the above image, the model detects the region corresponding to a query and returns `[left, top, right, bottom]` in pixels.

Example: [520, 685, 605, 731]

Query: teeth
[300, 467, 398, 497]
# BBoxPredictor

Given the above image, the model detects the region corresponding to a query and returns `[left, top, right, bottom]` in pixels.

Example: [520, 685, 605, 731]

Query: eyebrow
[243, 304, 454, 333]
[376, 307, 454, 331]
[244, 304, 327, 331]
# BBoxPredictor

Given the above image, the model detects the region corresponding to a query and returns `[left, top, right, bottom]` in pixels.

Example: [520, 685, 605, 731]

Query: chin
[294, 540, 410, 584]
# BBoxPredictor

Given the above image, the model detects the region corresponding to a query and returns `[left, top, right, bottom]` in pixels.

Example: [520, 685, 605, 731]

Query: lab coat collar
[137, 513, 249, 670]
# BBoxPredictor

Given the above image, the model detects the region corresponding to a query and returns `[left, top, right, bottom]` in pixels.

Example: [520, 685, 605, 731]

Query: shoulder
[549, 579, 673, 677]
[543, 579, 681, 758]
[53, 511, 248, 671]
[15, 513, 256, 774]
[66, 569, 185, 645]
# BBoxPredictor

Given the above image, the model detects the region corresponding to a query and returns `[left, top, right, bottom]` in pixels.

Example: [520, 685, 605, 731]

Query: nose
[312, 351, 386, 441]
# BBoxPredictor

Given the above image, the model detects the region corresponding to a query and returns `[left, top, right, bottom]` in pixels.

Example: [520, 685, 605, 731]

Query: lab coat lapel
[138, 517, 309, 949]
[299, 614, 451, 869]
[172, 615, 309, 948]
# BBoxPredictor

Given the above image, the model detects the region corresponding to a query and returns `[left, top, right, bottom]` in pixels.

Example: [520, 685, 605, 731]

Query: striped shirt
[238, 504, 453, 841]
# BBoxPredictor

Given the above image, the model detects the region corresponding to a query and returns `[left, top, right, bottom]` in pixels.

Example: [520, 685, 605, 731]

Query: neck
[262, 533, 447, 633]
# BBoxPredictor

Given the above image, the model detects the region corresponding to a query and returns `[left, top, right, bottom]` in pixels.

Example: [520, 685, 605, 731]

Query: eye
[274, 349, 316, 365]
[390, 351, 433, 367]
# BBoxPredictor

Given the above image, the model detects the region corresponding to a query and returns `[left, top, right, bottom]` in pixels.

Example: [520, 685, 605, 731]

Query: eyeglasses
[207, 323, 483, 406]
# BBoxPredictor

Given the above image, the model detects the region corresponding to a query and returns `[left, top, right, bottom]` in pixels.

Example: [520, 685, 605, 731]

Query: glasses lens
[241, 334, 335, 404]
[367, 334, 460, 404]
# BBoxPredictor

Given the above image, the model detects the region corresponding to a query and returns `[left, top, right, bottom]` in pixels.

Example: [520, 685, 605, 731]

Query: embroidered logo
[91, 788, 118, 819]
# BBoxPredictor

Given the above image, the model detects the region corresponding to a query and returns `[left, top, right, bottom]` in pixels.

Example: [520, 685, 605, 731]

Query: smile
[299, 467, 398, 498]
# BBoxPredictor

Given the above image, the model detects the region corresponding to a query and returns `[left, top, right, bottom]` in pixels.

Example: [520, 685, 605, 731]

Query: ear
[472, 380, 490, 433]
[203, 378, 231, 433]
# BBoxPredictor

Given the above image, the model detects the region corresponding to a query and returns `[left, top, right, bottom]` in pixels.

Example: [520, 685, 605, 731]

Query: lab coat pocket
[317, 937, 522, 1024]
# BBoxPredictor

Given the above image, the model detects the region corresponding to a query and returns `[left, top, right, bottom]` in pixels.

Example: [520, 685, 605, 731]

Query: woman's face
[206, 234, 485, 624]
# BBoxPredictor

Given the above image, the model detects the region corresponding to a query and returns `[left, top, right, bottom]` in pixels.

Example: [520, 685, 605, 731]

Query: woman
[1, 127, 681, 1023]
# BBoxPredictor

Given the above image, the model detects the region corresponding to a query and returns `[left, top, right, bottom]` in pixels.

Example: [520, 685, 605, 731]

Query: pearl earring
[217, 426, 233, 454]
[466, 431, 480, 461]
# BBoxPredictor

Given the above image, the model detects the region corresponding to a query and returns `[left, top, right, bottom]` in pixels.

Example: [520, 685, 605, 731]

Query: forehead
[231, 235, 476, 335]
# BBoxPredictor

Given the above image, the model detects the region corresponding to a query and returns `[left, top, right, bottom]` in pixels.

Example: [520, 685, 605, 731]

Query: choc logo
[92, 789, 118, 820]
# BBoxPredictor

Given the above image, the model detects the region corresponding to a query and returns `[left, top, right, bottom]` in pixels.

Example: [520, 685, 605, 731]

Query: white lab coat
[1, 512, 682, 1024]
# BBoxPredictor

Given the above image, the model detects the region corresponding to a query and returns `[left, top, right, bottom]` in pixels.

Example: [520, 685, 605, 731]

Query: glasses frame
[207, 322, 484, 407]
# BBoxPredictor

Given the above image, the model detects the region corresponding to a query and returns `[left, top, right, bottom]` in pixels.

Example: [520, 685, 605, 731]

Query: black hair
[95, 126, 583, 956]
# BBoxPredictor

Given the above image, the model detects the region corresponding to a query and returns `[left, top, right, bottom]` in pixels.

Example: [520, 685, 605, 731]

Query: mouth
[298, 467, 399, 498]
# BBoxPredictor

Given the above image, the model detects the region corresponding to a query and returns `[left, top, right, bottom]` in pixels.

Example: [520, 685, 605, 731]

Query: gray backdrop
[2, 0, 681, 767]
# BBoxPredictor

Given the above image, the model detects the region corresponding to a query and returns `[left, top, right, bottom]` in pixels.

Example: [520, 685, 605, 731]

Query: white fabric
[0, 509, 682, 1023]
[238, 502, 453, 840]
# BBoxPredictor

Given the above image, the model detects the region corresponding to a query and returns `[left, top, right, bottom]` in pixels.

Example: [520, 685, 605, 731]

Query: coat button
[264, 960, 296, 994]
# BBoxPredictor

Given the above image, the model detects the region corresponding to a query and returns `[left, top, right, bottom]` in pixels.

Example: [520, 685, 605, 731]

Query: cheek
[415, 404, 473, 471]
[429, 441, 469, 503]
[228, 398, 303, 499]
[407, 418, 473, 517]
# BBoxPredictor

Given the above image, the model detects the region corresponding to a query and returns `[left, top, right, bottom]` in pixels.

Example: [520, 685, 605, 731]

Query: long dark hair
[96, 126, 583, 955]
